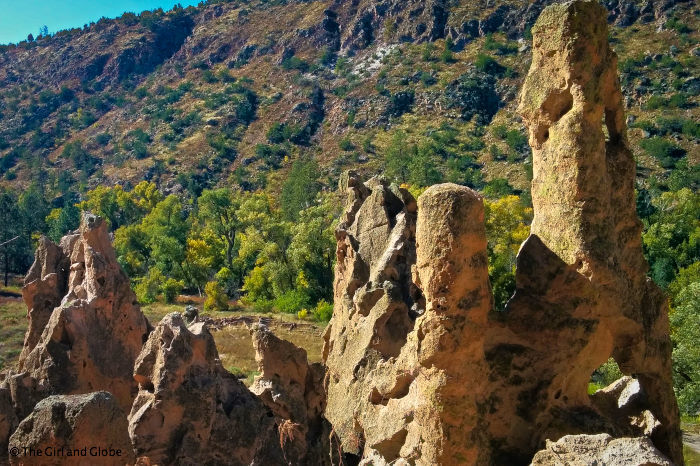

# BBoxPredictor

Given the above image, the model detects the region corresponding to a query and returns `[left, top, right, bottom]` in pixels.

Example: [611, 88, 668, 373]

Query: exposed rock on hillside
[8, 391, 134, 466]
[18, 213, 150, 414]
[128, 313, 286, 465]
[324, 1, 682, 464]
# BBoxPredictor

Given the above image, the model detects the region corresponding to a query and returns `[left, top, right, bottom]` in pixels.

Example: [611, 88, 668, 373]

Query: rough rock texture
[530, 434, 672, 466]
[7, 391, 134, 466]
[514, 0, 682, 463]
[250, 324, 329, 464]
[128, 313, 285, 465]
[324, 1, 682, 464]
[324, 176, 492, 464]
[18, 213, 150, 414]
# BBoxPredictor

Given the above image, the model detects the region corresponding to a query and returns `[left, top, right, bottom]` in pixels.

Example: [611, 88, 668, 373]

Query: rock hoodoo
[0, 213, 151, 457]
[324, 1, 682, 464]
[128, 313, 285, 465]
[18, 213, 150, 414]
[250, 325, 329, 464]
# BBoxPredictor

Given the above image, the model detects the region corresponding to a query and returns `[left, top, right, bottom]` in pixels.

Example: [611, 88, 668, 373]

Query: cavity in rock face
[128, 313, 286, 465]
[16, 213, 150, 415]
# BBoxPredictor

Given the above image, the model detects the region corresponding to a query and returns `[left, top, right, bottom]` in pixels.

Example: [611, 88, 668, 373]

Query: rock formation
[17, 213, 150, 414]
[324, 1, 682, 464]
[128, 313, 286, 465]
[250, 324, 329, 464]
[531, 433, 673, 466]
[324, 175, 493, 464]
[8, 391, 134, 466]
[513, 0, 682, 462]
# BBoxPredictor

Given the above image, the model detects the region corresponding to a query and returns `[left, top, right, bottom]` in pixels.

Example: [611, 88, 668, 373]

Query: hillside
[0, 0, 697, 197]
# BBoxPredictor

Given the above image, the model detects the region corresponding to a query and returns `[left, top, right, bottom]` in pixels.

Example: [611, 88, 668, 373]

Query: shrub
[505, 129, 528, 153]
[639, 137, 686, 168]
[339, 137, 354, 151]
[313, 299, 333, 322]
[204, 280, 229, 312]
[475, 54, 506, 76]
[483, 178, 515, 198]
[273, 289, 310, 314]
[161, 278, 184, 303]
[135, 267, 165, 304]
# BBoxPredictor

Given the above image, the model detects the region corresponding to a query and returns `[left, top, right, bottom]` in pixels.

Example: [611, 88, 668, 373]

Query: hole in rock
[588, 357, 623, 395]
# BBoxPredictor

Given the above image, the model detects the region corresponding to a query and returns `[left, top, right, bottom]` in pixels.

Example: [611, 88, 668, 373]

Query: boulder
[18, 213, 150, 414]
[128, 313, 285, 465]
[8, 391, 134, 466]
[530, 434, 672, 466]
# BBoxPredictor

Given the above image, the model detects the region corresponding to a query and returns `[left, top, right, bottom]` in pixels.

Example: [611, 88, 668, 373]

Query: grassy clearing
[0, 291, 26, 371]
[0, 296, 326, 388]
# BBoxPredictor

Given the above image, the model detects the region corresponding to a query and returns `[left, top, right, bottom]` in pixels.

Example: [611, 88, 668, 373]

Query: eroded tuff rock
[128, 313, 285, 465]
[530, 434, 672, 466]
[18, 213, 150, 414]
[324, 1, 682, 464]
[324, 177, 491, 464]
[8, 392, 134, 466]
[250, 324, 329, 464]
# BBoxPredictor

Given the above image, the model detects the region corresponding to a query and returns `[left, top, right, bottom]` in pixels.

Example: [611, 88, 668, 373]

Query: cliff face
[323, 1, 682, 464]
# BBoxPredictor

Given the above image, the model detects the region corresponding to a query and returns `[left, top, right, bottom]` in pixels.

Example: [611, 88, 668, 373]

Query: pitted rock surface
[18, 213, 150, 414]
[127, 313, 285, 465]
[8, 391, 134, 466]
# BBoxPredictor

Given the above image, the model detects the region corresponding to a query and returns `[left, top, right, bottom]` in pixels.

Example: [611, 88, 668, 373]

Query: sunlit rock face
[323, 1, 682, 464]
[18, 213, 150, 414]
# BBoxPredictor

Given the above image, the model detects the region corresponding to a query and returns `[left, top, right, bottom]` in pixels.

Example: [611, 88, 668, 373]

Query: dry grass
[142, 301, 326, 386]
[0, 290, 26, 371]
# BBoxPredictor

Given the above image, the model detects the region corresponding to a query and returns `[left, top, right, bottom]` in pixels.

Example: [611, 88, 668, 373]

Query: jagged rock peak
[16, 213, 150, 414]
[128, 313, 286, 465]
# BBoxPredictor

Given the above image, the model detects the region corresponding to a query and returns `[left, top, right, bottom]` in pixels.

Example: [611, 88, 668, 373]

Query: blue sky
[0, 0, 201, 44]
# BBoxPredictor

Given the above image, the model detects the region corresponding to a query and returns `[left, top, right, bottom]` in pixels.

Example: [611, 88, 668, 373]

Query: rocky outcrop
[8, 391, 134, 466]
[250, 324, 329, 464]
[515, 1, 682, 463]
[128, 313, 285, 465]
[18, 213, 150, 414]
[324, 175, 492, 464]
[324, 1, 682, 464]
[530, 434, 672, 466]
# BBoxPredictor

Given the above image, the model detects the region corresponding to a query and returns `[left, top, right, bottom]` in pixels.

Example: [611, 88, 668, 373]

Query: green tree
[484, 195, 533, 310]
[281, 159, 319, 221]
[670, 282, 700, 415]
[197, 189, 241, 270]
[384, 130, 411, 183]
[643, 188, 700, 288]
